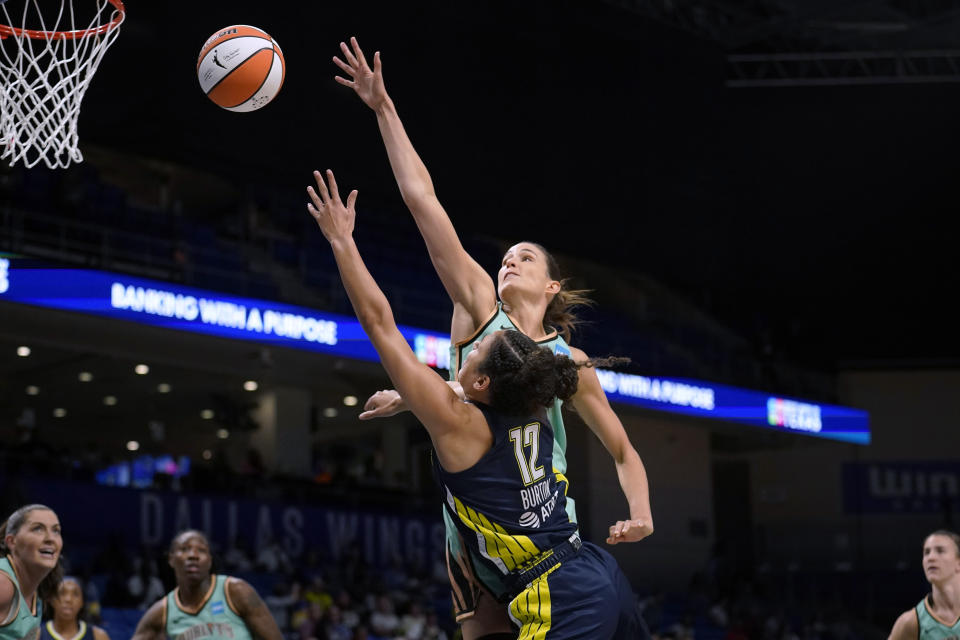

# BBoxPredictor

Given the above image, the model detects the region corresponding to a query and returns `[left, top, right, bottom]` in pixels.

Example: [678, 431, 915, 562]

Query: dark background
[75, 0, 959, 370]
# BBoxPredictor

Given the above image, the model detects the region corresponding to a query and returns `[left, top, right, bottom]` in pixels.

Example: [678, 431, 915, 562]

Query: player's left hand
[606, 519, 654, 545]
[359, 389, 406, 420]
[307, 169, 357, 243]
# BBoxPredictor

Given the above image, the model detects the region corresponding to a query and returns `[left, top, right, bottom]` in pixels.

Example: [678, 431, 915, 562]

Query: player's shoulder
[889, 606, 919, 640]
[566, 344, 587, 359]
[0, 571, 15, 613]
[91, 624, 112, 640]
[223, 576, 256, 610]
[137, 596, 168, 629]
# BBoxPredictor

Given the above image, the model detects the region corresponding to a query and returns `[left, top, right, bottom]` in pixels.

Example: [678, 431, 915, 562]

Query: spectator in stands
[350, 626, 370, 640]
[256, 535, 291, 574]
[126, 551, 165, 611]
[264, 580, 301, 631]
[40, 577, 111, 640]
[396, 600, 426, 639]
[303, 575, 333, 612]
[332, 590, 360, 630]
[367, 595, 398, 638]
[79, 569, 103, 625]
[297, 601, 326, 640]
[322, 605, 352, 640]
[420, 610, 448, 640]
[223, 535, 254, 573]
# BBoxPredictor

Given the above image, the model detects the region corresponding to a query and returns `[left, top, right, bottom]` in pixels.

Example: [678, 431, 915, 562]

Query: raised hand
[306, 169, 358, 244]
[333, 36, 387, 110]
[358, 389, 407, 420]
[606, 518, 654, 545]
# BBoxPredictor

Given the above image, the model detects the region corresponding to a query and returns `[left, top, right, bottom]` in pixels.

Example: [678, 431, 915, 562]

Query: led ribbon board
[0, 255, 450, 369]
[0, 255, 870, 444]
[595, 370, 869, 444]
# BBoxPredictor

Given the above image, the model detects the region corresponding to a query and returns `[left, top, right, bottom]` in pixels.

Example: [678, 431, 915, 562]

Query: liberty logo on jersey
[175, 623, 235, 640]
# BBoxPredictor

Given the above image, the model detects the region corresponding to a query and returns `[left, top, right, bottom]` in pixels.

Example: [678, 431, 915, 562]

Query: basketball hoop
[0, 0, 125, 169]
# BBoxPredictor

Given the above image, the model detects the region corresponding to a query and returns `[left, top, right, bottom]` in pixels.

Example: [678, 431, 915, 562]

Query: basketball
[197, 25, 285, 112]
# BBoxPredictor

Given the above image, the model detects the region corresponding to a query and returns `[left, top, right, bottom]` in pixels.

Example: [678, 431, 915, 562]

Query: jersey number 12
[509, 423, 545, 486]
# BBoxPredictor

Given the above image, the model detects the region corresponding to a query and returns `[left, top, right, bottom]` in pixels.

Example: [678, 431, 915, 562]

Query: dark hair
[478, 330, 628, 416]
[523, 242, 594, 343]
[926, 529, 960, 557]
[49, 577, 86, 618]
[169, 529, 210, 554]
[0, 504, 64, 602]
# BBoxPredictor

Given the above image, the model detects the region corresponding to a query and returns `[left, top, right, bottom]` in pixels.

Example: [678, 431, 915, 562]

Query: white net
[0, 0, 124, 169]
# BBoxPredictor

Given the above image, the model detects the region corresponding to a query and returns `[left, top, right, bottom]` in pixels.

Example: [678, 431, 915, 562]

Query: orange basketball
[197, 25, 285, 112]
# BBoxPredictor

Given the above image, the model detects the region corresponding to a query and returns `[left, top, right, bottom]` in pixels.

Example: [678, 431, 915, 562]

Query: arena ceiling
[9, 0, 959, 369]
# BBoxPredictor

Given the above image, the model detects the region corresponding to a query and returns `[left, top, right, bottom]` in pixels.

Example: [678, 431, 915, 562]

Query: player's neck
[51, 617, 81, 637]
[501, 300, 552, 341]
[178, 575, 213, 606]
[931, 580, 960, 617]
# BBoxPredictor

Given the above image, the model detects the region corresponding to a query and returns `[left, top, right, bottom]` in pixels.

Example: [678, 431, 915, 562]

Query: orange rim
[0, 0, 125, 40]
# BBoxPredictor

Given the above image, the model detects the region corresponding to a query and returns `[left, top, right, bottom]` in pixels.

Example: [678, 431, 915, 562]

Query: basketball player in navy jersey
[335, 37, 652, 639]
[130, 530, 283, 640]
[306, 169, 647, 638]
[40, 578, 110, 640]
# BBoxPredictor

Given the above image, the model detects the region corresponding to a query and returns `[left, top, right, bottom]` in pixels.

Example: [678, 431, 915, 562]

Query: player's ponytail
[526, 242, 594, 342]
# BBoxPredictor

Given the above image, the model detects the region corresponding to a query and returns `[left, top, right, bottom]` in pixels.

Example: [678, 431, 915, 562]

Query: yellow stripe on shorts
[509, 565, 560, 640]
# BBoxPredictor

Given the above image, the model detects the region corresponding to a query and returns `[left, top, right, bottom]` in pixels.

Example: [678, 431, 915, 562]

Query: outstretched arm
[225, 578, 283, 640]
[359, 381, 465, 420]
[333, 37, 496, 332]
[567, 346, 654, 545]
[307, 170, 478, 455]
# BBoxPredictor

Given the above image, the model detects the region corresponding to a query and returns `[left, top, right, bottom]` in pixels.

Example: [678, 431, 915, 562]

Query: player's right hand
[606, 519, 654, 545]
[359, 389, 406, 420]
[333, 36, 387, 110]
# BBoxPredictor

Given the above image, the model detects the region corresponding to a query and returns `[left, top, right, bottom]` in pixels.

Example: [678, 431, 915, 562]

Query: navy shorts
[506, 541, 649, 639]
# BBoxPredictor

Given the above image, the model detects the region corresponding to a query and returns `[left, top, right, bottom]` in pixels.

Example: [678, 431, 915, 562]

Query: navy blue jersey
[433, 402, 576, 586]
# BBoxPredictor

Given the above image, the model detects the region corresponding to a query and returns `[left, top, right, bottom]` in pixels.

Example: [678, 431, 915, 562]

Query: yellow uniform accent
[452, 495, 541, 571]
[509, 565, 560, 640]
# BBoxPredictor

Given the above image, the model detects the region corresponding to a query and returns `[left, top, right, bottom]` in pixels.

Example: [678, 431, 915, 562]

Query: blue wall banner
[842, 461, 960, 513]
[16, 478, 444, 568]
[0, 255, 870, 444]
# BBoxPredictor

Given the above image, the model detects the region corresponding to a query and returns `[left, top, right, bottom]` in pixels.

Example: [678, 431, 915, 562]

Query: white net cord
[0, 0, 124, 169]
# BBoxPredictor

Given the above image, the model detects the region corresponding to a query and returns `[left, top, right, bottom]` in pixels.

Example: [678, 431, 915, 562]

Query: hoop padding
[0, 0, 125, 169]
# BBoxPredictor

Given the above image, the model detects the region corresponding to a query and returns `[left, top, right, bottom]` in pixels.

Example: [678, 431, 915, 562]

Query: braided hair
[478, 330, 628, 416]
[0, 504, 64, 602]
